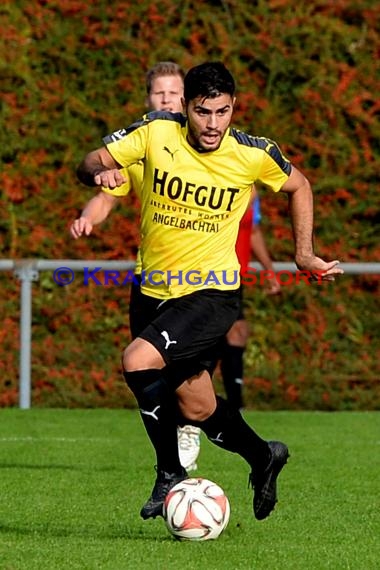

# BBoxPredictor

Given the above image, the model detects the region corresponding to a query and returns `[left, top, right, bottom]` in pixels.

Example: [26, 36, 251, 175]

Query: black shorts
[236, 284, 245, 321]
[129, 279, 240, 381]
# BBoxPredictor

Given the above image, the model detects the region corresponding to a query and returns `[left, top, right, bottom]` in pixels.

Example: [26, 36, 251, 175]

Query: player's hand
[70, 217, 93, 239]
[94, 169, 126, 189]
[295, 255, 344, 282]
[264, 276, 281, 295]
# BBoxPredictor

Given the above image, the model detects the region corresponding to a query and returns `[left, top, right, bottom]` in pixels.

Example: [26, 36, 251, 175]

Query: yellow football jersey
[103, 111, 291, 299]
[101, 163, 144, 273]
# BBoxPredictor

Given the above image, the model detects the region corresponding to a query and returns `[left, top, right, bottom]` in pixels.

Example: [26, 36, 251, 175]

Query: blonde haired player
[70, 62, 201, 472]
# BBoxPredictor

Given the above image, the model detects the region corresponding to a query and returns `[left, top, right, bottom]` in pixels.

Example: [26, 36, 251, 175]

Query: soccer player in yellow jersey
[74, 62, 343, 522]
[71, 62, 202, 472]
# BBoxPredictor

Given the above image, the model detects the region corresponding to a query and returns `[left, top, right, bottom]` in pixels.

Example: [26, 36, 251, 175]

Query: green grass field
[0, 409, 379, 570]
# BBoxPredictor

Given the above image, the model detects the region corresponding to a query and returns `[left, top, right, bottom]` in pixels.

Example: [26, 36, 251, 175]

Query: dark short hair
[145, 62, 185, 94]
[184, 62, 235, 103]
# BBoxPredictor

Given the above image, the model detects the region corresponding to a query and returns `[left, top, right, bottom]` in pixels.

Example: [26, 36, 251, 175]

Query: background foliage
[0, 0, 379, 408]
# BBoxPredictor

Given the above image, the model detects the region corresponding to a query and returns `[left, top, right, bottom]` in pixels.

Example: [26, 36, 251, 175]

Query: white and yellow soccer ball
[163, 477, 230, 541]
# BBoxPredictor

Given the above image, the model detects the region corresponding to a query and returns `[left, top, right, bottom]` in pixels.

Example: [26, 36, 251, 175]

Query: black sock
[196, 396, 270, 469]
[124, 369, 182, 474]
[220, 344, 245, 409]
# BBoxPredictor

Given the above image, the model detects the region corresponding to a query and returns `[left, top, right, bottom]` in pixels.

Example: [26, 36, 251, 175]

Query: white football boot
[177, 425, 201, 471]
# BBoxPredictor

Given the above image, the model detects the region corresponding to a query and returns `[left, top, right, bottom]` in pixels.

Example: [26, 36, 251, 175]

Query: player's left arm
[280, 166, 344, 281]
[250, 225, 281, 294]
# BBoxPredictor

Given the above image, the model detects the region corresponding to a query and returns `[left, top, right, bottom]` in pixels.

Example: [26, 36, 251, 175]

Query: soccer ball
[163, 477, 230, 541]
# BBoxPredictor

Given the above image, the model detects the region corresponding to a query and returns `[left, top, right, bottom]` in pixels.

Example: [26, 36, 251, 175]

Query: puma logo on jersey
[163, 146, 178, 160]
[161, 330, 177, 350]
[140, 405, 160, 421]
[208, 432, 224, 444]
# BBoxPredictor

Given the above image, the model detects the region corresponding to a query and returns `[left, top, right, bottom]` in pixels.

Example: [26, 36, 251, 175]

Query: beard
[186, 123, 223, 153]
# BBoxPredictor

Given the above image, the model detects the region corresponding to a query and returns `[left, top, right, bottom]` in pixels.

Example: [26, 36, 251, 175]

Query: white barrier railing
[0, 259, 379, 409]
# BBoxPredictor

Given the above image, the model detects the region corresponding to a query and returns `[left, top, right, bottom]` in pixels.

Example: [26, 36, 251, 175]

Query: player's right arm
[76, 147, 127, 189]
[70, 191, 119, 239]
